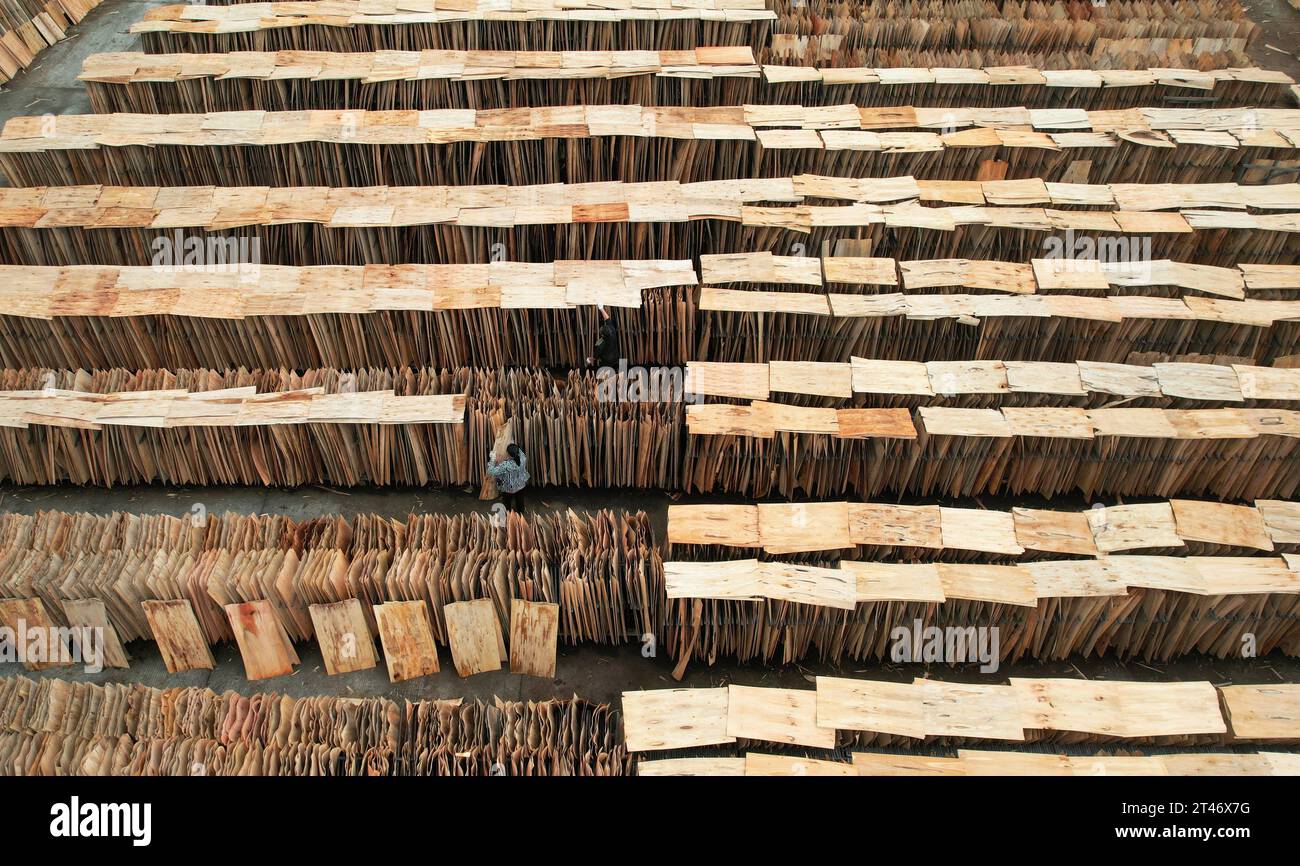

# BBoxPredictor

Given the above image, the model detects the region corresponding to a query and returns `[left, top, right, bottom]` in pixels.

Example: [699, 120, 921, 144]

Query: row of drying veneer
[2, 204, 1289, 265]
[126, 0, 1243, 49]
[135, 0, 775, 27]
[132, 0, 770, 55]
[0, 188, 1294, 274]
[692, 294, 1300, 366]
[766, 45, 1260, 75]
[0, 256, 1290, 304]
[0, 592, 562, 683]
[686, 402, 1300, 441]
[135, 0, 1248, 28]
[663, 554, 1300, 610]
[15, 104, 1294, 144]
[4, 107, 1297, 189]
[641, 750, 1300, 776]
[89, 54, 1286, 115]
[622, 680, 1298, 750]
[0, 179, 1295, 260]
[13, 733, 1298, 776]
[704, 252, 1300, 300]
[0, 255, 1294, 313]
[0, 176, 1291, 220]
[773, 0, 1256, 29]
[686, 358, 1300, 405]
[1, 367, 1300, 496]
[77, 50, 1296, 110]
[682, 406, 1300, 499]
[76, 47, 764, 86]
[0, 506, 660, 654]
[4, 492, 1289, 559]
[76, 71, 1300, 117]
[0, 506, 656, 558]
[764, 0, 1258, 54]
[0, 366, 477, 487]
[661, 574, 1300, 666]
[176, 0, 1249, 20]
[5, 506, 1300, 667]
[0, 386, 465, 429]
[0, 675, 630, 776]
[0, 260, 698, 316]
[12, 284, 1298, 370]
[1, 676, 1291, 775]
[1, 372, 1297, 436]
[0, 728, 628, 775]
[127, 1, 1261, 70]
[8, 559, 1300, 676]
[667, 499, 1299, 556]
[698, 255, 1300, 366]
[0, 260, 1297, 369]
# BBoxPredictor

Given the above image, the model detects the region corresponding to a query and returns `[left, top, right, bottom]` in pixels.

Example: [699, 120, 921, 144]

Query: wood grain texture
[637, 757, 745, 776]
[758, 501, 851, 554]
[918, 679, 1027, 740]
[444, 598, 503, 678]
[0, 597, 68, 670]
[373, 600, 440, 682]
[508, 599, 558, 678]
[1171, 500, 1274, 550]
[224, 599, 299, 681]
[142, 599, 215, 673]
[1220, 684, 1300, 740]
[622, 687, 733, 752]
[1012, 678, 1227, 738]
[853, 752, 966, 776]
[744, 753, 856, 776]
[309, 599, 377, 675]
[817, 676, 925, 738]
[62, 598, 129, 669]
[667, 503, 759, 547]
[726, 685, 836, 749]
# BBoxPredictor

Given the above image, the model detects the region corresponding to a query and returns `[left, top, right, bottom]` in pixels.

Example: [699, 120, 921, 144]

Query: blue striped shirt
[486, 452, 529, 494]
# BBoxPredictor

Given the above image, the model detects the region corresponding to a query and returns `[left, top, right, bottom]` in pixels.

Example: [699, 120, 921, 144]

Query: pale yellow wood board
[142, 598, 214, 673]
[443, 598, 501, 678]
[727, 685, 836, 749]
[374, 600, 440, 682]
[816, 675, 925, 738]
[309, 598, 377, 675]
[62, 598, 130, 669]
[508, 599, 558, 678]
[622, 687, 734, 752]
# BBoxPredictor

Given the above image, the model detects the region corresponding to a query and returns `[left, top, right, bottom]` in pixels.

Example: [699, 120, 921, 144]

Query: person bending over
[486, 443, 529, 511]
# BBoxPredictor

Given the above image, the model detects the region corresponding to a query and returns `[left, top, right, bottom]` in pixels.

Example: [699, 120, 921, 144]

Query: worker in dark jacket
[586, 305, 620, 369]
[486, 443, 529, 511]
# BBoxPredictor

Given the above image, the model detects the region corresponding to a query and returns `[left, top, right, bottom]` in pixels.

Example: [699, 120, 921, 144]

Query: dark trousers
[502, 490, 525, 512]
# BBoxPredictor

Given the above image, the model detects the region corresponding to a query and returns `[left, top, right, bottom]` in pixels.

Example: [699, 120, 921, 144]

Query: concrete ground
[0, 0, 152, 119]
[1247, 0, 1300, 81]
[0, 2, 1298, 725]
